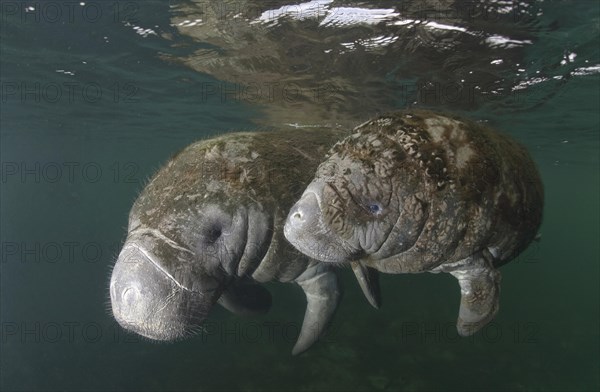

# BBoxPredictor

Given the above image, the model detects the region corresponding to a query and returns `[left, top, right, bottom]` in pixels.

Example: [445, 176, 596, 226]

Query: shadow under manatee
[166, 0, 545, 127]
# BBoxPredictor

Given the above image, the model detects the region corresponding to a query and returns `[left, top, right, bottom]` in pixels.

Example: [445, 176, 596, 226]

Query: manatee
[284, 110, 544, 336]
[109, 128, 378, 354]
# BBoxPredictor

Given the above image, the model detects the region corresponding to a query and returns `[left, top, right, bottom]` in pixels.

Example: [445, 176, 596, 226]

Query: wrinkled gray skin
[285, 110, 544, 336]
[110, 129, 357, 354]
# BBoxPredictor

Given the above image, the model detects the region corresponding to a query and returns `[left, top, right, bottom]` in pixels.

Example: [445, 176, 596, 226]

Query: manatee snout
[284, 191, 319, 238]
[285, 184, 357, 264]
[110, 244, 217, 341]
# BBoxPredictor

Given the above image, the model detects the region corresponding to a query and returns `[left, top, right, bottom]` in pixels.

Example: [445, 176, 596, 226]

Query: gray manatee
[284, 110, 544, 336]
[109, 128, 377, 354]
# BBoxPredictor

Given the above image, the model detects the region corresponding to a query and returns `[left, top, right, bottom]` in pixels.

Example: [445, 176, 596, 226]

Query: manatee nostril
[293, 211, 303, 221]
[122, 286, 139, 306]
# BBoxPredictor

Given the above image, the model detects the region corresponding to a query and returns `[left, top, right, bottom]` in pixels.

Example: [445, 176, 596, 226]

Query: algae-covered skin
[285, 110, 544, 335]
[110, 128, 351, 355]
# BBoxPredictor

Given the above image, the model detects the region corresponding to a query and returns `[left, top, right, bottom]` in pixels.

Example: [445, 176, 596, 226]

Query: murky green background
[1, 1, 598, 391]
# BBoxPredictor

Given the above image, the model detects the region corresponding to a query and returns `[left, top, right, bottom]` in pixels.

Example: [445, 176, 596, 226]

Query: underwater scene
[1, 1, 599, 391]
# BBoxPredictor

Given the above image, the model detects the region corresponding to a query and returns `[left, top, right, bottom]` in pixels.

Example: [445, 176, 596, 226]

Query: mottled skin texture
[110, 129, 348, 354]
[285, 110, 544, 335]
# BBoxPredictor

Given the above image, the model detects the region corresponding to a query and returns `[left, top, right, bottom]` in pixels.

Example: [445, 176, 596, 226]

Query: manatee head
[110, 199, 260, 340]
[285, 123, 429, 264]
[109, 236, 222, 341]
[110, 141, 272, 340]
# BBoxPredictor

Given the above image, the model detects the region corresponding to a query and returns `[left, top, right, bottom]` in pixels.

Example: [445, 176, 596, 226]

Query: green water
[1, 1, 598, 391]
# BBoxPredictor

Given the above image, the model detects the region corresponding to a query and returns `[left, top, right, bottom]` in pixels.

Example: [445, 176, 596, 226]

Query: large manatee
[284, 110, 544, 336]
[109, 128, 375, 354]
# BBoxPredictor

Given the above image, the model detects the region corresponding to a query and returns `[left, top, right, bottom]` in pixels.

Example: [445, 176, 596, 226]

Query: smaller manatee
[284, 110, 544, 336]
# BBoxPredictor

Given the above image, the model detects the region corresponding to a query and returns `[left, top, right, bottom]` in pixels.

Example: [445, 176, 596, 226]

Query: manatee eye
[367, 203, 382, 215]
[207, 226, 222, 243]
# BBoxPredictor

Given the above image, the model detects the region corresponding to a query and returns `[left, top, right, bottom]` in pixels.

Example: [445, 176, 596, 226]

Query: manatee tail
[450, 251, 501, 336]
[292, 263, 342, 355]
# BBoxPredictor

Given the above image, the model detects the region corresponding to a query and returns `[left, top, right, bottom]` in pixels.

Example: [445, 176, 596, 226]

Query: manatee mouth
[117, 317, 189, 342]
[115, 294, 210, 342]
[110, 244, 218, 341]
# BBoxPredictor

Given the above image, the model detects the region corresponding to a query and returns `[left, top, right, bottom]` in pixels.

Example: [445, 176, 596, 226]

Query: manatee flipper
[292, 263, 341, 355]
[217, 280, 272, 316]
[449, 251, 501, 336]
[351, 261, 381, 309]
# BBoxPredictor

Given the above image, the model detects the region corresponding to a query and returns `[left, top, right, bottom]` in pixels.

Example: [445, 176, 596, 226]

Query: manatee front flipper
[292, 263, 341, 355]
[449, 251, 501, 336]
[351, 261, 381, 309]
[218, 280, 272, 316]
